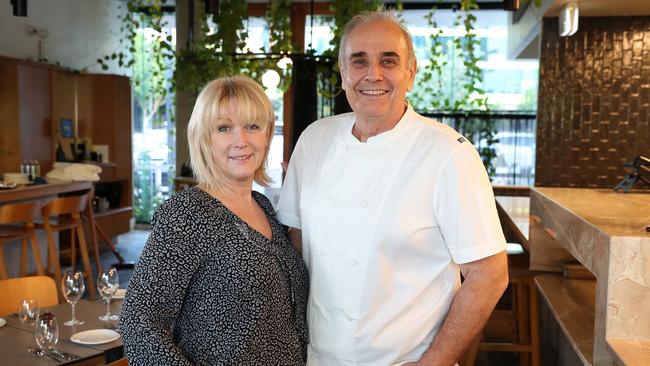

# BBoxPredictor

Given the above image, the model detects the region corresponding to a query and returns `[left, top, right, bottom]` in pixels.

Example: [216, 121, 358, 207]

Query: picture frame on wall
[59, 118, 75, 138]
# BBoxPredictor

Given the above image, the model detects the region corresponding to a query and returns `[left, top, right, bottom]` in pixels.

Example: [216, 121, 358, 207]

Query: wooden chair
[478, 243, 539, 366]
[0, 202, 46, 279]
[39, 192, 99, 296]
[0, 276, 58, 316]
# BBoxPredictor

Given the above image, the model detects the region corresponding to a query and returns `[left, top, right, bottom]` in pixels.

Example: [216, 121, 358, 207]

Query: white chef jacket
[276, 105, 506, 366]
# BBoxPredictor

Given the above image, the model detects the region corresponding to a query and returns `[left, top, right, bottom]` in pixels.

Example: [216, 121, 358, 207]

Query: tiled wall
[536, 17, 650, 188]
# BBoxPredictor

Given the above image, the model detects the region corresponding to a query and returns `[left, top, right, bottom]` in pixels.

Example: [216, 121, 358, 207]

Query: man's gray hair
[338, 9, 416, 70]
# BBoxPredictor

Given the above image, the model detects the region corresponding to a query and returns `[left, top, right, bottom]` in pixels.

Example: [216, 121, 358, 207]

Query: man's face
[340, 20, 416, 124]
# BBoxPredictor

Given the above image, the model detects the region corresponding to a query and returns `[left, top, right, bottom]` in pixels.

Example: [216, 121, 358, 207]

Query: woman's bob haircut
[187, 76, 275, 191]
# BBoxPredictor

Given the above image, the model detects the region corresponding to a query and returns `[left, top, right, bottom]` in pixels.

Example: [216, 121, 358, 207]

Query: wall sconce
[559, 3, 579, 37]
[11, 0, 27, 17]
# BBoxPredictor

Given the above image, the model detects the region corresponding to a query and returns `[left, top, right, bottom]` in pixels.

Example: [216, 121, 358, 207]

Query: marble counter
[530, 187, 650, 366]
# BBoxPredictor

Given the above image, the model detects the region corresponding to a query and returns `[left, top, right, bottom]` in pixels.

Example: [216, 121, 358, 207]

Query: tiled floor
[97, 229, 149, 289]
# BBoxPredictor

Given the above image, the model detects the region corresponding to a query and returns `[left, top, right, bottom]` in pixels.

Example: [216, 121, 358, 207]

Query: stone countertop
[534, 187, 650, 238]
[530, 187, 650, 366]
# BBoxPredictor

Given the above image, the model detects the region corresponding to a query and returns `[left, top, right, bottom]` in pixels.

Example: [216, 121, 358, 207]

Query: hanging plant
[175, 0, 293, 94]
[410, 0, 497, 176]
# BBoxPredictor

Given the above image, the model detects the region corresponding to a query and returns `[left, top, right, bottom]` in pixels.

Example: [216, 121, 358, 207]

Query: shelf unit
[0, 57, 133, 241]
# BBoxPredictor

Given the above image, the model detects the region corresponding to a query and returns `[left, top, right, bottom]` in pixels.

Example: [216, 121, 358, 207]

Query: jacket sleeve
[118, 199, 202, 365]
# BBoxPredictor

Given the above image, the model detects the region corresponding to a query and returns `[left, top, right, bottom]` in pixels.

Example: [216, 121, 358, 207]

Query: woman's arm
[119, 205, 202, 365]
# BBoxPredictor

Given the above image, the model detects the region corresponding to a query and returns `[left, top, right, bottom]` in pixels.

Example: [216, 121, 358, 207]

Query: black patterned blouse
[119, 186, 309, 365]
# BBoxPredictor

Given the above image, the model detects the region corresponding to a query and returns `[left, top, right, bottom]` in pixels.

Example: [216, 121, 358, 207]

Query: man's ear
[407, 58, 417, 92]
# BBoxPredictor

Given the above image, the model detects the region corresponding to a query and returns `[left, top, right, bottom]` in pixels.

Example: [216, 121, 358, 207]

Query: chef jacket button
[351, 258, 358, 266]
[319, 251, 325, 256]
[328, 194, 333, 199]
[361, 200, 368, 208]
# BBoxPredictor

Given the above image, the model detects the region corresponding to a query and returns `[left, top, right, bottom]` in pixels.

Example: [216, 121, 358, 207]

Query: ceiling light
[559, 3, 579, 37]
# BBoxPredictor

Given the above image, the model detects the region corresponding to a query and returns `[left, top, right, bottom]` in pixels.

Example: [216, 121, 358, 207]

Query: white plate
[0, 317, 5, 327]
[70, 329, 120, 345]
[113, 288, 126, 300]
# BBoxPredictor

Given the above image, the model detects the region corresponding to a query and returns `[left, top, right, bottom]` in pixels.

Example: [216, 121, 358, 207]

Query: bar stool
[478, 243, 539, 366]
[0, 202, 46, 279]
[40, 192, 98, 296]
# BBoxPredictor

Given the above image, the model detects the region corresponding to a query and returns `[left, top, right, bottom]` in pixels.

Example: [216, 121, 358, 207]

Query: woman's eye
[247, 123, 261, 131]
[217, 125, 230, 133]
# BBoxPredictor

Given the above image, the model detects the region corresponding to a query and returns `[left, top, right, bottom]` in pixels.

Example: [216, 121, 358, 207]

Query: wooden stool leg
[516, 281, 530, 366]
[70, 227, 77, 271]
[529, 281, 540, 366]
[75, 220, 96, 296]
[29, 231, 45, 276]
[44, 222, 63, 298]
[20, 238, 28, 277]
[0, 240, 8, 279]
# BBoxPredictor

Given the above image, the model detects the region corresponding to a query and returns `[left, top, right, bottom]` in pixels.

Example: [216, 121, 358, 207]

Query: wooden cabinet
[0, 57, 133, 240]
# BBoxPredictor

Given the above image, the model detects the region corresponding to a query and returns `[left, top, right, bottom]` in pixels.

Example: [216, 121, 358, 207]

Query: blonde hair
[338, 9, 416, 71]
[187, 76, 275, 190]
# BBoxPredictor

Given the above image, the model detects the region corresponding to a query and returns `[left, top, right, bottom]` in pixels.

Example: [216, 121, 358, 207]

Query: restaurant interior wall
[536, 16, 650, 188]
[0, 0, 126, 75]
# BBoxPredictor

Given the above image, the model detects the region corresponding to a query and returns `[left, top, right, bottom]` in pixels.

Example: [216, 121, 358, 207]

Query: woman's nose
[233, 129, 248, 148]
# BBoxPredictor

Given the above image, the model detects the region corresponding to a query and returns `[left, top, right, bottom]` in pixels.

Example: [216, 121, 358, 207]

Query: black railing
[421, 111, 537, 186]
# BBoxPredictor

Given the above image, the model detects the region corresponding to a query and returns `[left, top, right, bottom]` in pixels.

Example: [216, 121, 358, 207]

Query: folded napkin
[46, 162, 102, 182]
[3, 173, 30, 184]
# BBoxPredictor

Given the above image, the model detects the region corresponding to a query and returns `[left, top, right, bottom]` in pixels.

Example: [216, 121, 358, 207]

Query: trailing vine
[410, 0, 497, 176]
[175, 0, 293, 94]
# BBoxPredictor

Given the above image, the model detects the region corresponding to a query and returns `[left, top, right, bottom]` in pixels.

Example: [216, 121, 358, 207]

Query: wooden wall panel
[18, 64, 52, 173]
[51, 70, 77, 138]
[0, 60, 20, 173]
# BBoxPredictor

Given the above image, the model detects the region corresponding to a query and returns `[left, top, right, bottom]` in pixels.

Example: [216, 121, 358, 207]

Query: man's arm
[287, 227, 303, 255]
[406, 250, 509, 366]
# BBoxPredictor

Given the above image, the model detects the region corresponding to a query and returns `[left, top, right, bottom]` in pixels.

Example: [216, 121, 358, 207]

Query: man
[277, 10, 508, 366]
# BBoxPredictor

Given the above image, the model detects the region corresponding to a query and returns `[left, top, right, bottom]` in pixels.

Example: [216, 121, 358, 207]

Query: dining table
[0, 295, 124, 365]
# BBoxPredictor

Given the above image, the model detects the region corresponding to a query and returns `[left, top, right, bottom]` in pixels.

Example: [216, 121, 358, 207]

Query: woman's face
[210, 102, 269, 187]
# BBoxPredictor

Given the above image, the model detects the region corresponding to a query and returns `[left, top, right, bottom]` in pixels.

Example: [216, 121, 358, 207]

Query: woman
[119, 76, 309, 365]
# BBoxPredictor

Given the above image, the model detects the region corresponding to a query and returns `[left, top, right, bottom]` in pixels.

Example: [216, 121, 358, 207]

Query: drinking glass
[34, 312, 59, 352]
[61, 271, 85, 326]
[18, 299, 40, 325]
[97, 267, 119, 321]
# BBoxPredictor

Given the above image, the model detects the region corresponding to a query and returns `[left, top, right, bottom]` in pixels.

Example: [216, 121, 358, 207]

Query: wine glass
[61, 270, 85, 326]
[18, 299, 40, 325]
[97, 267, 119, 321]
[34, 312, 58, 352]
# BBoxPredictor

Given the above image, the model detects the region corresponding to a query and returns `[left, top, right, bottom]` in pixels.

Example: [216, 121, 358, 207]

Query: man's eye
[352, 59, 367, 66]
[382, 59, 397, 65]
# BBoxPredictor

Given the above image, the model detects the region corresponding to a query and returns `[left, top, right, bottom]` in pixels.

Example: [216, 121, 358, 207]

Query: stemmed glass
[61, 271, 85, 326]
[34, 312, 59, 352]
[18, 299, 40, 325]
[97, 267, 119, 321]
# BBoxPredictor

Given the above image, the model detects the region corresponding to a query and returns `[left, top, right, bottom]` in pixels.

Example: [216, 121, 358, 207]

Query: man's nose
[364, 62, 383, 81]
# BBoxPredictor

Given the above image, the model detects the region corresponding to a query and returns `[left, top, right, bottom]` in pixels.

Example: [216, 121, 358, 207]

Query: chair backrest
[42, 194, 89, 217]
[0, 276, 58, 316]
[0, 202, 41, 225]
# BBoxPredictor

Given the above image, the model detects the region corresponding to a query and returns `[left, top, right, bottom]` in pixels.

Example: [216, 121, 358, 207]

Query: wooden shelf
[534, 274, 596, 365]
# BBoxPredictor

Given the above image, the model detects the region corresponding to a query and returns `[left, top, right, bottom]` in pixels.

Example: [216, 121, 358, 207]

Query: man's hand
[288, 227, 302, 255]
[409, 250, 509, 366]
